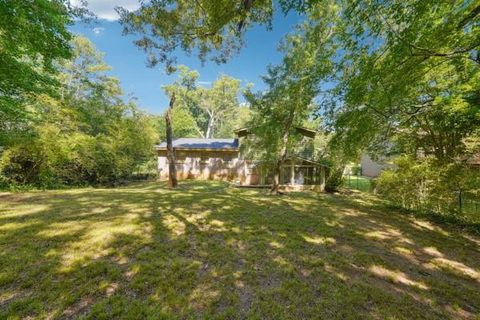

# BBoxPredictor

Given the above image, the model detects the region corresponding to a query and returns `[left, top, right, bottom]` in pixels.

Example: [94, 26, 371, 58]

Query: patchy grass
[1, 181, 479, 319]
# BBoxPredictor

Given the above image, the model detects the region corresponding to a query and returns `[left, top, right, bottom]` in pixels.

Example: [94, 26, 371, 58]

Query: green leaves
[0, 0, 76, 122]
[322, 0, 480, 162]
[117, 0, 277, 70]
[0, 35, 157, 187]
[163, 66, 246, 138]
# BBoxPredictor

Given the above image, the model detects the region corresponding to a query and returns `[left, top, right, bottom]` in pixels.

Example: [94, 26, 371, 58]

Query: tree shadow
[0, 181, 479, 319]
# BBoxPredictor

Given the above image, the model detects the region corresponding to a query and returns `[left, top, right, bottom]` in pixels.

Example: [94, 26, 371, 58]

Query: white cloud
[92, 27, 105, 35]
[198, 81, 212, 86]
[72, 0, 140, 21]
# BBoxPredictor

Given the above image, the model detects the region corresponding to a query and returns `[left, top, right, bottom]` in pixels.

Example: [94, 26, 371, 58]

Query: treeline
[0, 37, 157, 188]
[0, 34, 253, 189]
[157, 65, 251, 141]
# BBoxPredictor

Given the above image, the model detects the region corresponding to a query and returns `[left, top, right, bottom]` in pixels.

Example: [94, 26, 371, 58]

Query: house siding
[361, 154, 395, 177]
[156, 147, 326, 190]
[157, 149, 255, 184]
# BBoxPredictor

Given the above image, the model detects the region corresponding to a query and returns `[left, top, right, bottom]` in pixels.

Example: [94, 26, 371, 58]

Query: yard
[1, 181, 479, 319]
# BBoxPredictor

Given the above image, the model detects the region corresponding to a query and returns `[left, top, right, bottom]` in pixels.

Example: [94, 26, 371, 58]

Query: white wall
[361, 154, 396, 177]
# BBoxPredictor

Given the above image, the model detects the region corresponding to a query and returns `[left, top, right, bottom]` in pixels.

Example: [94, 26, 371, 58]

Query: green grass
[1, 181, 479, 319]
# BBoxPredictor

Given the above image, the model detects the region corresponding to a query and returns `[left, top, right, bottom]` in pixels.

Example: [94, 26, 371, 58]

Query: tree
[0, 0, 86, 141]
[116, 0, 324, 71]
[155, 107, 201, 142]
[165, 93, 178, 188]
[315, 0, 480, 163]
[0, 36, 157, 187]
[246, 5, 336, 194]
[163, 66, 245, 138]
[197, 75, 242, 138]
[117, 0, 272, 71]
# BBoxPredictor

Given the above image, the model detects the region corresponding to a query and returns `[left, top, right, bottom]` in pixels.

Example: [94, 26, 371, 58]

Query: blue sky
[70, 1, 303, 115]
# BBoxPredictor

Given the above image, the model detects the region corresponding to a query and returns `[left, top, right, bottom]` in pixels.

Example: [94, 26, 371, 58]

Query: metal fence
[457, 191, 480, 216]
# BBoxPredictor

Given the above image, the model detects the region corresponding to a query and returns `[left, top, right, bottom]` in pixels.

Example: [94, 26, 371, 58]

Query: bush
[376, 155, 479, 217]
[325, 166, 344, 192]
[351, 165, 361, 176]
[0, 115, 156, 188]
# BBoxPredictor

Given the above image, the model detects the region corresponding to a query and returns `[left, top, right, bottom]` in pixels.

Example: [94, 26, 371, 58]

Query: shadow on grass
[0, 180, 479, 319]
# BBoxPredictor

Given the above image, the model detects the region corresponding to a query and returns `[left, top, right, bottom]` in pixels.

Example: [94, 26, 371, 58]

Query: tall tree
[1, 35, 156, 187]
[164, 66, 244, 138]
[319, 0, 480, 162]
[197, 75, 241, 138]
[246, 4, 336, 194]
[0, 0, 86, 142]
[165, 93, 178, 188]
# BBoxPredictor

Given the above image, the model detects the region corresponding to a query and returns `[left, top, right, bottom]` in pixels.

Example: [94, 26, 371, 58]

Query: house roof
[156, 138, 239, 150]
[234, 127, 317, 138]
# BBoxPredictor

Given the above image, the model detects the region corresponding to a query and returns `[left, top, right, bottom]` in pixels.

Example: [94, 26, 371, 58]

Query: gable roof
[156, 138, 239, 150]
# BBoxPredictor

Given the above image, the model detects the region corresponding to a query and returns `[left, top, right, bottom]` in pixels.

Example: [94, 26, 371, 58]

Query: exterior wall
[360, 154, 395, 178]
[157, 149, 252, 183]
[157, 149, 326, 190]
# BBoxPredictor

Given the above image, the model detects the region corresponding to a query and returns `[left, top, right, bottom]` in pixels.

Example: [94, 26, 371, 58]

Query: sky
[70, 0, 303, 115]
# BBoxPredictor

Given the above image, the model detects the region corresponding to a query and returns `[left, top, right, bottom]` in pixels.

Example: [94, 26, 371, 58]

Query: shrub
[0, 115, 156, 188]
[376, 155, 479, 217]
[325, 166, 344, 192]
[350, 165, 361, 176]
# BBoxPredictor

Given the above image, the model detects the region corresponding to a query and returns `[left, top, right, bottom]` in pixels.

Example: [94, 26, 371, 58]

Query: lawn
[1, 181, 479, 319]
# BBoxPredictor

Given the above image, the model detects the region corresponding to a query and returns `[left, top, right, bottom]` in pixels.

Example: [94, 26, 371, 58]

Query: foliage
[0, 0, 88, 142]
[163, 66, 248, 138]
[117, 0, 274, 70]
[154, 107, 201, 142]
[324, 165, 344, 193]
[376, 156, 480, 220]
[244, 4, 337, 192]
[320, 0, 480, 162]
[0, 36, 156, 188]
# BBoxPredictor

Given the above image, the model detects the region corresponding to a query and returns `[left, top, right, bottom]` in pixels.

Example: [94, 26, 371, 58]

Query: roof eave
[156, 147, 240, 152]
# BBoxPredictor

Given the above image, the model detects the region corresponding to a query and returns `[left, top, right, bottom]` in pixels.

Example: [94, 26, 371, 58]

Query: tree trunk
[271, 109, 295, 195]
[271, 141, 288, 195]
[166, 93, 178, 188]
[205, 111, 215, 139]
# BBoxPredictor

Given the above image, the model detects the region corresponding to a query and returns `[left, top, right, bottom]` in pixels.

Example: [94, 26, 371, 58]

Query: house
[360, 154, 396, 177]
[156, 130, 326, 191]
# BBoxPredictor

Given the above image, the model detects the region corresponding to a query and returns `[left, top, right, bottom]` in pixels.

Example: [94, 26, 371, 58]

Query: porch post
[320, 166, 326, 191]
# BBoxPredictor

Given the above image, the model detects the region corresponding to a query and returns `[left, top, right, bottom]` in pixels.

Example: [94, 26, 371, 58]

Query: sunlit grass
[0, 181, 479, 319]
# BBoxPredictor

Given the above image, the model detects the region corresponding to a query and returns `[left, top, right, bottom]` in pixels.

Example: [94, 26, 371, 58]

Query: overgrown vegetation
[376, 156, 480, 224]
[1, 181, 479, 319]
[0, 36, 156, 188]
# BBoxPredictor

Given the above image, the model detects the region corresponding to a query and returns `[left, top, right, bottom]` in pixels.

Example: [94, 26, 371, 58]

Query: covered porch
[241, 157, 327, 192]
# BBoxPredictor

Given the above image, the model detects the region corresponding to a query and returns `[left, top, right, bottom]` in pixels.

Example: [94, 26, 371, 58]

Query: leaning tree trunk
[271, 109, 295, 195]
[165, 93, 178, 188]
